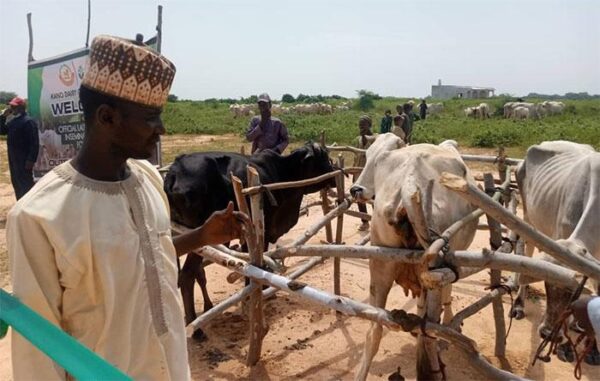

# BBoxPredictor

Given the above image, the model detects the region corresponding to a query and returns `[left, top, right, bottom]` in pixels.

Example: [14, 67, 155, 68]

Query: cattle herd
[229, 101, 352, 117]
[231, 99, 565, 122]
[162, 126, 598, 378]
[504, 100, 566, 119]
[463, 100, 567, 120]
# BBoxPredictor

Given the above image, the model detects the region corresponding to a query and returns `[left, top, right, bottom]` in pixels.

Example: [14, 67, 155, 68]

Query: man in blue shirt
[0, 97, 39, 199]
[380, 109, 392, 133]
[245, 93, 289, 154]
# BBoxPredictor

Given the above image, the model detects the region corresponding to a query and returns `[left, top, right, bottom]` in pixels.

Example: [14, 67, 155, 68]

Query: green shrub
[281, 94, 295, 103]
[470, 128, 521, 148]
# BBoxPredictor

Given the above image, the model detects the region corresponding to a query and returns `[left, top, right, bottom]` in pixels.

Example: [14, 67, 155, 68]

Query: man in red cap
[0, 97, 39, 199]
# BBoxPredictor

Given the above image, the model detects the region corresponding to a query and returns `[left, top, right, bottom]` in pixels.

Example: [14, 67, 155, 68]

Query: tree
[0, 91, 18, 105]
[167, 94, 178, 102]
[281, 93, 295, 103]
[356, 89, 378, 111]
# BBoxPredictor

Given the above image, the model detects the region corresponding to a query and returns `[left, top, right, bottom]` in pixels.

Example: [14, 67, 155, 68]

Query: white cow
[512, 141, 600, 363]
[465, 103, 490, 119]
[464, 106, 477, 118]
[539, 101, 565, 116]
[505, 102, 538, 119]
[229, 103, 255, 118]
[512, 106, 530, 119]
[477, 103, 490, 119]
[271, 103, 282, 115]
[350, 135, 478, 380]
[39, 129, 64, 157]
[503, 102, 516, 118]
[427, 103, 444, 116]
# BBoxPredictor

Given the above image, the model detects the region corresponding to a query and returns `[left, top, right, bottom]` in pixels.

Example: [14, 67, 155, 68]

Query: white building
[431, 80, 495, 99]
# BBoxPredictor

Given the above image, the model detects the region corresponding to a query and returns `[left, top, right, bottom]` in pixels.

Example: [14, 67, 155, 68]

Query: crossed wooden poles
[174, 146, 600, 380]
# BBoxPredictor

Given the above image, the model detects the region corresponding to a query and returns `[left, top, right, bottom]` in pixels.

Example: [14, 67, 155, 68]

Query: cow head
[164, 156, 228, 228]
[350, 133, 405, 202]
[289, 142, 336, 193]
[538, 239, 589, 343]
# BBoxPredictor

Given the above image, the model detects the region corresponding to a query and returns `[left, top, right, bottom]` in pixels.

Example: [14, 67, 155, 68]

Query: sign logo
[58, 64, 75, 86]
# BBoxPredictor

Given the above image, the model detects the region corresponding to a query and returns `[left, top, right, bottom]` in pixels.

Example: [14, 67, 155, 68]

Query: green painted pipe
[0, 289, 131, 380]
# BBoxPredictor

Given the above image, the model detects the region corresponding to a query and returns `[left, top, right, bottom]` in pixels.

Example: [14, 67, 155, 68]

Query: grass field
[162, 97, 600, 157]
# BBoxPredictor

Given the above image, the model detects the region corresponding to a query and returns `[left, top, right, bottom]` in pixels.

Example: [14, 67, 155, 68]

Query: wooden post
[320, 189, 333, 243]
[484, 173, 506, 357]
[27, 13, 34, 62]
[85, 0, 91, 47]
[495, 147, 508, 183]
[240, 145, 246, 155]
[246, 166, 265, 365]
[156, 5, 163, 53]
[417, 290, 444, 381]
[334, 155, 345, 297]
[231, 173, 250, 216]
[320, 130, 326, 147]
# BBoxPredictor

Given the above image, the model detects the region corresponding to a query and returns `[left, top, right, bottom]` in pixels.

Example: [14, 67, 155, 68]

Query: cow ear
[304, 147, 315, 160]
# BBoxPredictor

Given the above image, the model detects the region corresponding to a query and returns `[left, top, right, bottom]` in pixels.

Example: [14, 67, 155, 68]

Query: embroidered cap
[82, 35, 176, 108]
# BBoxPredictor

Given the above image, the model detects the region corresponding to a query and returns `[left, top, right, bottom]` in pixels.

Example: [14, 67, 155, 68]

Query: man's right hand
[569, 296, 596, 339]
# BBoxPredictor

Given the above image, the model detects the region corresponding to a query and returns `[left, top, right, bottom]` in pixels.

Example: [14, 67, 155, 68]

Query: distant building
[431, 79, 495, 99]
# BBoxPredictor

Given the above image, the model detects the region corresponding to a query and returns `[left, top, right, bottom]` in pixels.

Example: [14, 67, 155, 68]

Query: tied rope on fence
[532, 276, 590, 379]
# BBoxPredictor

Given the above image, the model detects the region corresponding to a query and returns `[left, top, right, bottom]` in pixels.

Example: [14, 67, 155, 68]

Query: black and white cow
[164, 143, 336, 337]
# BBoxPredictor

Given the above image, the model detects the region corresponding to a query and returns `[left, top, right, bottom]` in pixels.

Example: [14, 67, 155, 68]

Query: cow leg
[356, 260, 394, 381]
[441, 285, 453, 325]
[585, 343, 600, 366]
[179, 254, 201, 325]
[510, 240, 533, 320]
[195, 265, 213, 313]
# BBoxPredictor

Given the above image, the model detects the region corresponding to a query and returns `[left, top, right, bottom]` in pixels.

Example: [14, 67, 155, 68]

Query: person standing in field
[8, 34, 249, 380]
[246, 93, 289, 154]
[391, 115, 406, 141]
[402, 103, 414, 144]
[379, 109, 392, 133]
[419, 99, 428, 120]
[353, 115, 377, 231]
[391, 104, 412, 144]
[0, 97, 39, 200]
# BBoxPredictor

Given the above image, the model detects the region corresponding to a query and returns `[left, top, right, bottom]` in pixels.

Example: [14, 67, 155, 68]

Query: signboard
[28, 48, 88, 178]
[28, 34, 163, 178]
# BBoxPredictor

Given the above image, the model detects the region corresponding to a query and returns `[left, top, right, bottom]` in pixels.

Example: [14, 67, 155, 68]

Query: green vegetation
[162, 97, 600, 156]
[0, 91, 18, 104]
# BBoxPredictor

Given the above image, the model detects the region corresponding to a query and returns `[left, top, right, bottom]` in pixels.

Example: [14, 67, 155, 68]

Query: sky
[1, 0, 599, 101]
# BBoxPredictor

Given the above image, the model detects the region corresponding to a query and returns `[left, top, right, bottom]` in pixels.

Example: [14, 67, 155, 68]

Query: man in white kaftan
[8, 35, 248, 380]
[9, 159, 190, 380]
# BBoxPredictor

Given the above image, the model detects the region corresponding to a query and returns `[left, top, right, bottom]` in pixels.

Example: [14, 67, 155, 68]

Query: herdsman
[8, 35, 248, 380]
[245, 93, 289, 154]
[353, 115, 377, 231]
